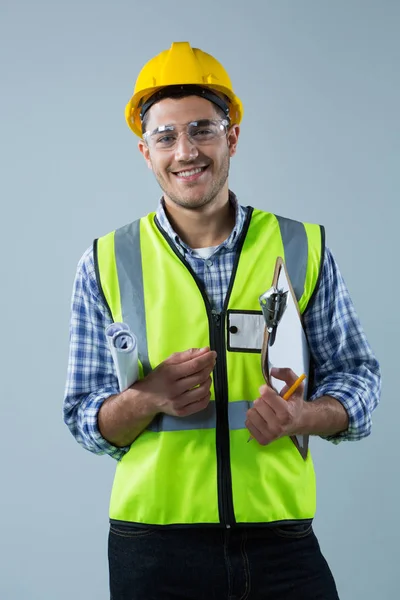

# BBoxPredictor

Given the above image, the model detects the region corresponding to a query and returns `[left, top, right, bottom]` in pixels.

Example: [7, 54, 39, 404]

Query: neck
[163, 191, 236, 249]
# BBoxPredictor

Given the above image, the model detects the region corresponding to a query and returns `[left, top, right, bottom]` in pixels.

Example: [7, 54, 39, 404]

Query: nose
[174, 132, 198, 161]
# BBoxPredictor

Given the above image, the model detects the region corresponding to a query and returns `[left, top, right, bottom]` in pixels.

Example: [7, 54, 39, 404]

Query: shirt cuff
[79, 389, 131, 460]
[308, 384, 372, 444]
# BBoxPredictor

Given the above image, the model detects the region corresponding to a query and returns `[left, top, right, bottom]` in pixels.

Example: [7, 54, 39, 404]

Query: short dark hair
[141, 89, 228, 136]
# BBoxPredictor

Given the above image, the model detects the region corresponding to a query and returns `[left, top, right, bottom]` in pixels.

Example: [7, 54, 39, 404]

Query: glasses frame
[142, 118, 231, 151]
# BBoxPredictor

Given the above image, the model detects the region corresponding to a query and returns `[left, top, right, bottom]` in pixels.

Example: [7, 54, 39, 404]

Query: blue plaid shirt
[64, 194, 381, 460]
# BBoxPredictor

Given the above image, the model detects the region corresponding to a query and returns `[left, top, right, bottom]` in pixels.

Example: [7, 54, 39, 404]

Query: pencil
[247, 373, 307, 442]
[282, 373, 306, 400]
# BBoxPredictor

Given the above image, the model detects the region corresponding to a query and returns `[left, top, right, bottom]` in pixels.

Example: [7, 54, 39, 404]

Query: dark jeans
[109, 522, 339, 600]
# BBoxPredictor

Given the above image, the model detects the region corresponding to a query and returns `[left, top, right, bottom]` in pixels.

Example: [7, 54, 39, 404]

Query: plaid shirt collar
[155, 190, 247, 254]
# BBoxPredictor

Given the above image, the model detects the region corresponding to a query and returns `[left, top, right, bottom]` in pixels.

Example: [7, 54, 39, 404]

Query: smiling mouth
[172, 166, 209, 179]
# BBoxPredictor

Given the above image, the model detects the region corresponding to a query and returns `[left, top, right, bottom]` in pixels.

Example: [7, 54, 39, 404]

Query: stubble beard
[151, 149, 230, 211]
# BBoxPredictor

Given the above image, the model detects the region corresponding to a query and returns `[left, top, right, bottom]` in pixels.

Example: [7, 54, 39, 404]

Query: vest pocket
[227, 310, 265, 353]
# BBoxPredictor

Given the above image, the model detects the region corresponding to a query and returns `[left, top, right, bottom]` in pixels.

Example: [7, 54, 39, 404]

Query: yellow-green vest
[94, 207, 324, 527]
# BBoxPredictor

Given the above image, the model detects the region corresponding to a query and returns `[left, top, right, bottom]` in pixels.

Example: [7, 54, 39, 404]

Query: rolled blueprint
[105, 322, 139, 392]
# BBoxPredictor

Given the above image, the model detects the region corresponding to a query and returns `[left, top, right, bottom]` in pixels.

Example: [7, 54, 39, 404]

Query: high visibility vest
[95, 207, 324, 527]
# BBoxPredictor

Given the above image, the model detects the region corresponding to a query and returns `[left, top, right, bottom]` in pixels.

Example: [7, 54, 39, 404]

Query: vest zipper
[211, 309, 234, 528]
[154, 208, 253, 528]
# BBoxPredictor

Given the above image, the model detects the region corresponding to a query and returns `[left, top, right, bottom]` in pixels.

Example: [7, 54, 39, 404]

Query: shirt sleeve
[63, 246, 130, 460]
[303, 247, 381, 443]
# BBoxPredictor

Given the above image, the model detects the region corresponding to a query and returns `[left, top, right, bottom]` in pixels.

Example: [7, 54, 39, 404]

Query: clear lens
[144, 119, 229, 150]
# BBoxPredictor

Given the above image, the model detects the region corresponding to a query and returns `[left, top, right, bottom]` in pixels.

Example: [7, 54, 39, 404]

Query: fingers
[250, 400, 280, 435]
[269, 369, 305, 404]
[165, 347, 211, 365]
[246, 401, 285, 446]
[278, 384, 290, 398]
[172, 350, 217, 380]
[258, 385, 288, 419]
[174, 377, 212, 413]
[174, 394, 211, 417]
[175, 365, 214, 396]
[247, 370, 306, 443]
[270, 367, 299, 386]
[245, 418, 269, 446]
[253, 396, 279, 421]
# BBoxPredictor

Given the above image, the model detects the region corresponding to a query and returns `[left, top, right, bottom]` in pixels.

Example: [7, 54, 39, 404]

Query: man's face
[138, 96, 240, 210]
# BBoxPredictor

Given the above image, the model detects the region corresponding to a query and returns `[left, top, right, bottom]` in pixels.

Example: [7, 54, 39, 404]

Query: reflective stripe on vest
[114, 220, 152, 376]
[275, 215, 308, 302]
[147, 400, 252, 432]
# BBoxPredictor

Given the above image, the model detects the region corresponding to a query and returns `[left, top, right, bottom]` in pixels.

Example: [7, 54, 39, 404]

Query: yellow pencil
[282, 373, 306, 400]
[247, 373, 307, 442]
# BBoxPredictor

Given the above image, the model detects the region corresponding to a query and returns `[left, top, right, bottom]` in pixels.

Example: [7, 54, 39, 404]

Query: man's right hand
[132, 347, 217, 418]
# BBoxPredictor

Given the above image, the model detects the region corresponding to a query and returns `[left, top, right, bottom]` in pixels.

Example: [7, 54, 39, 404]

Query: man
[64, 42, 381, 599]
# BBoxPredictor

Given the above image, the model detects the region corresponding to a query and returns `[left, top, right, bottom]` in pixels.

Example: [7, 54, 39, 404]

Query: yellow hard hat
[125, 42, 243, 137]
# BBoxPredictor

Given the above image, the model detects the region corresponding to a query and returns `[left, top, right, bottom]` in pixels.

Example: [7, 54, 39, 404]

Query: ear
[227, 125, 240, 157]
[138, 140, 153, 170]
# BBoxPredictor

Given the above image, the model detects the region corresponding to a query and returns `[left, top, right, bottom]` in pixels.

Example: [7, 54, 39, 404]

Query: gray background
[1, 0, 398, 598]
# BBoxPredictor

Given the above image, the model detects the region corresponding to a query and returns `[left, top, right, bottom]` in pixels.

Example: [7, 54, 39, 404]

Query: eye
[155, 135, 177, 146]
[194, 128, 213, 136]
[191, 126, 215, 139]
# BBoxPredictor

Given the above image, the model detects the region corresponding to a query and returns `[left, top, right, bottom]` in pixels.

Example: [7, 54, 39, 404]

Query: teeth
[177, 167, 204, 178]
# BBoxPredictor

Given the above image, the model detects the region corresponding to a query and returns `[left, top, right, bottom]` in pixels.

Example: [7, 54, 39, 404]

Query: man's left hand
[245, 367, 305, 445]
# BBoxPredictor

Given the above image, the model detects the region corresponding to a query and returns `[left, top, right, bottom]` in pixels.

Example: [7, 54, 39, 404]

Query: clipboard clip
[259, 287, 288, 346]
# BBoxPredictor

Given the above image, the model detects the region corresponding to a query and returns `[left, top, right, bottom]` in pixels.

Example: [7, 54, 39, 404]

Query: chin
[167, 187, 211, 208]
[180, 195, 214, 209]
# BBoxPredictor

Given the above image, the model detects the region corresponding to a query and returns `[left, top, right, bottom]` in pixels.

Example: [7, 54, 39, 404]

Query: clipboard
[260, 257, 310, 460]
